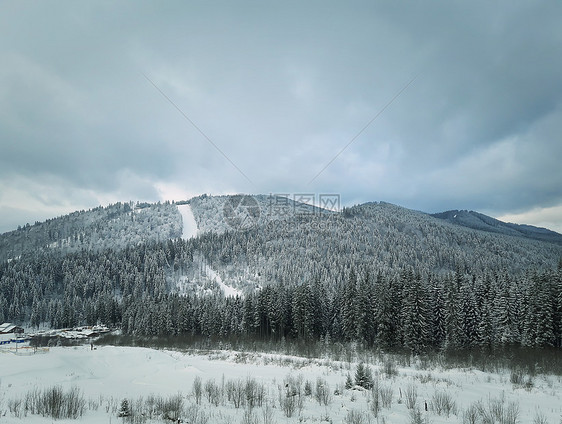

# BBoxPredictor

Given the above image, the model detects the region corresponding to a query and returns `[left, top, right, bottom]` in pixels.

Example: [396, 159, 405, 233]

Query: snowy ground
[1, 345, 561, 423]
[177, 204, 199, 240]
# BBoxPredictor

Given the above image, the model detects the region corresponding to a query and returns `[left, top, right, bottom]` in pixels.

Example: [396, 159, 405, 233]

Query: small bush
[184, 403, 209, 424]
[193, 376, 202, 405]
[261, 402, 275, 424]
[355, 363, 374, 389]
[226, 379, 246, 408]
[278, 387, 296, 418]
[472, 395, 519, 424]
[430, 390, 457, 417]
[409, 407, 424, 424]
[241, 407, 259, 424]
[245, 377, 265, 408]
[533, 411, 548, 424]
[118, 398, 131, 417]
[204, 379, 221, 406]
[344, 409, 370, 424]
[315, 377, 331, 406]
[404, 383, 417, 410]
[462, 402, 479, 424]
[161, 394, 183, 421]
[380, 384, 393, 408]
[345, 373, 354, 389]
[304, 380, 312, 396]
[510, 368, 524, 385]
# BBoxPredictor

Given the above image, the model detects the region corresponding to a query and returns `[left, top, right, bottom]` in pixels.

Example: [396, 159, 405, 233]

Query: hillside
[432, 209, 562, 245]
[0, 201, 182, 263]
[1, 195, 562, 350]
[1, 195, 561, 278]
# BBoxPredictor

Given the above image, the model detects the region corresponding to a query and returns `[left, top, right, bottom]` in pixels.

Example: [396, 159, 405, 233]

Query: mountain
[0, 201, 182, 263]
[431, 209, 562, 245]
[2, 195, 562, 349]
[1, 196, 561, 276]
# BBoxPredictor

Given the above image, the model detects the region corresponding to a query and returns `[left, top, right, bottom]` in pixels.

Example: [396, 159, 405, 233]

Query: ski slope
[177, 204, 198, 240]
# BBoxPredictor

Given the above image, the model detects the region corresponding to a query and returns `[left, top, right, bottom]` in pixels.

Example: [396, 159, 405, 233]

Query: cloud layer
[1, 1, 561, 233]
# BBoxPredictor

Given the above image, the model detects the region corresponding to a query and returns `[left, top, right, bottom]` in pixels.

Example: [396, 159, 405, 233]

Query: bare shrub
[161, 394, 183, 421]
[488, 395, 504, 421]
[304, 380, 312, 396]
[245, 377, 265, 408]
[145, 394, 157, 419]
[8, 398, 23, 418]
[370, 378, 380, 417]
[344, 409, 371, 424]
[262, 402, 276, 424]
[185, 403, 209, 424]
[510, 368, 524, 385]
[193, 376, 202, 405]
[504, 401, 520, 424]
[241, 407, 259, 424]
[315, 377, 331, 406]
[430, 390, 457, 417]
[462, 402, 479, 424]
[383, 358, 398, 378]
[226, 379, 245, 408]
[510, 368, 534, 390]
[409, 407, 424, 424]
[278, 386, 296, 418]
[404, 383, 417, 410]
[20, 385, 85, 420]
[280, 374, 303, 417]
[380, 384, 393, 408]
[533, 411, 548, 424]
[473, 395, 519, 424]
[204, 379, 221, 406]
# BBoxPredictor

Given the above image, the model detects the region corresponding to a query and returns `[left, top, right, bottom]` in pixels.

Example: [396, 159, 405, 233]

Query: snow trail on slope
[205, 265, 242, 298]
[177, 204, 198, 240]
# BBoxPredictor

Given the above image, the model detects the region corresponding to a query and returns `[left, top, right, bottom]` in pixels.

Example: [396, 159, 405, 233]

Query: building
[0, 323, 24, 334]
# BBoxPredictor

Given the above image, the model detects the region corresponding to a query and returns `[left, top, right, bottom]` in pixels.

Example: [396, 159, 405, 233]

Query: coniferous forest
[1, 196, 561, 355]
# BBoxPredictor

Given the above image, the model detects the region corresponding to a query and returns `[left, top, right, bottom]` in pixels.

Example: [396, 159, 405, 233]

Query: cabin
[0, 323, 24, 334]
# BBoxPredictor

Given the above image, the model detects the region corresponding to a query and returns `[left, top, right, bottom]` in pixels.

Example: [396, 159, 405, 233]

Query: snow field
[0, 346, 561, 423]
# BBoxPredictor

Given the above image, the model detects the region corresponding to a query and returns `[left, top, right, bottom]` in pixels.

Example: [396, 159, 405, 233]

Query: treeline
[123, 267, 562, 352]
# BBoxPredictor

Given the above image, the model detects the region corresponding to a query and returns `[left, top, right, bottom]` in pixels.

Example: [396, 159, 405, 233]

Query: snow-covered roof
[0, 323, 21, 333]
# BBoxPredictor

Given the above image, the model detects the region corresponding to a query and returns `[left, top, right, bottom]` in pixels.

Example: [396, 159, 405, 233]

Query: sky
[1, 1, 561, 234]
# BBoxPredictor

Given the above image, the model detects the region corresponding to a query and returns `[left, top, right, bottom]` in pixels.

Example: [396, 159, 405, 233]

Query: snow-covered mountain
[2, 194, 561, 350]
[432, 209, 562, 245]
[1, 195, 561, 273]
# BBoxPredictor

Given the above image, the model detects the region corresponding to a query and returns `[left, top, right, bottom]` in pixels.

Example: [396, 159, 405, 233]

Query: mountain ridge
[1, 196, 561, 276]
[431, 209, 562, 245]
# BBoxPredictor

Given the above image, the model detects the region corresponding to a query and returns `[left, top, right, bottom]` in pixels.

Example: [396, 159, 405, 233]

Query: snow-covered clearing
[177, 204, 198, 240]
[204, 265, 242, 298]
[1, 345, 561, 423]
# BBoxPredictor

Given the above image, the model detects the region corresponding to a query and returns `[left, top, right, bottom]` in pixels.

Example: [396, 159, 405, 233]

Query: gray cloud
[1, 1, 561, 234]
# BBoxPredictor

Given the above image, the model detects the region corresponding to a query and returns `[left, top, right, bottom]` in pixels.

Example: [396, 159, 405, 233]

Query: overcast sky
[1, 1, 561, 234]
